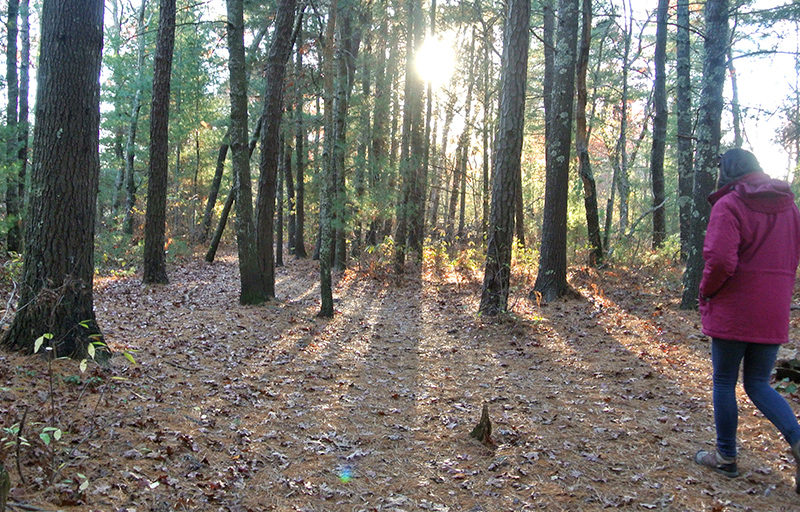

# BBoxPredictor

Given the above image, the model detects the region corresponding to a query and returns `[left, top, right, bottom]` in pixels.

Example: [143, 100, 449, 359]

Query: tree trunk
[676, 0, 693, 261]
[447, 33, 476, 243]
[650, 0, 668, 249]
[479, 0, 530, 315]
[393, 0, 425, 271]
[285, 107, 297, 256]
[430, 92, 457, 233]
[367, 8, 389, 246]
[16, 0, 30, 246]
[681, 0, 728, 309]
[533, 0, 579, 302]
[728, 43, 743, 148]
[615, 0, 633, 234]
[6, 0, 20, 253]
[123, 0, 148, 237]
[576, 0, 602, 265]
[200, 133, 230, 242]
[256, 0, 299, 298]
[2, 0, 104, 357]
[294, 27, 308, 258]
[143, 0, 176, 285]
[277, 137, 285, 267]
[227, 0, 267, 304]
[205, 183, 235, 263]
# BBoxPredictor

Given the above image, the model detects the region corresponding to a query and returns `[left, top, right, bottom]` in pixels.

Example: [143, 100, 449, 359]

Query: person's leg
[742, 343, 800, 447]
[712, 338, 747, 458]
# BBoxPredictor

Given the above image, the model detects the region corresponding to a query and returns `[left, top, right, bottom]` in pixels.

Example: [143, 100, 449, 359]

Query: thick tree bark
[479, 0, 530, 315]
[681, 0, 728, 309]
[576, 0, 603, 265]
[676, 0, 693, 261]
[6, 0, 20, 253]
[123, 0, 148, 236]
[143, 0, 176, 285]
[256, 0, 299, 298]
[650, 0, 668, 249]
[227, 0, 267, 304]
[2, 0, 104, 357]
[533, 0, 579, 302]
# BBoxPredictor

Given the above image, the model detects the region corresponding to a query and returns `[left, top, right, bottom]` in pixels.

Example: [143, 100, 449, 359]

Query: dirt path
[2, 254, 800, 511]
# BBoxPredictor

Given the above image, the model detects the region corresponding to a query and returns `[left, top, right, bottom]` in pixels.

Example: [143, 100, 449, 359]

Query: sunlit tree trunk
[2, 0, 104, 357]
[680, 0, 728, 309]
[393, 0, 425, 271]
[143, 0, 176, 285]
[650, 0, 668, 249]
[533, 0, 578, 302]
[479, 0, 529, 315]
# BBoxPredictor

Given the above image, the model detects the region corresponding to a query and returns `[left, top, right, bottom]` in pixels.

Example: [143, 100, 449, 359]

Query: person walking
[694, 148, 800, 492]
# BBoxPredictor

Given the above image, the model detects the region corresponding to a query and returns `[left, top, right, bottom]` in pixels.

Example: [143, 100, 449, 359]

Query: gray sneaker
[695, 449, 739, 478]
[791, 440, 800, 493]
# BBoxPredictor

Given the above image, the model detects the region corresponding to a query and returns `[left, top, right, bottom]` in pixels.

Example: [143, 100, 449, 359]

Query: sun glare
[415, 33, 456, 89]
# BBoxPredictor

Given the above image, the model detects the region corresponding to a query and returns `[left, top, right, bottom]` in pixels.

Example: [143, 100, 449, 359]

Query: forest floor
[2, 247, 800, 511]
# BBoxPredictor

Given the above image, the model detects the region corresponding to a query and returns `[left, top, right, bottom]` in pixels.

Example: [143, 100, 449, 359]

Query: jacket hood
[709, 172, 796, 213]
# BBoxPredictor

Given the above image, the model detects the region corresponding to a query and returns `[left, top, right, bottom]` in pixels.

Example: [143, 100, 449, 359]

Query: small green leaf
[79, 479, 89, 491]
[79, 320, 90, 329]
[53, 429, 62, 441]
[124, 352, 136, 365]
[34, 334, 51, 353]
[87, 343, 95, 359]
[77, 472, 86, 479]
[40, 433, 51, 445]
[80, 359, 87, 373]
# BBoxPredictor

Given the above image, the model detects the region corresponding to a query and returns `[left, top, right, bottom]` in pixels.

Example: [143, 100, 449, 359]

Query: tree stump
[469, 403, 495, 447]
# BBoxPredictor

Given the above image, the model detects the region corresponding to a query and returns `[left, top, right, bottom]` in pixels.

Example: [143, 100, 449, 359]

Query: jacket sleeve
[700, 199, 741, 298]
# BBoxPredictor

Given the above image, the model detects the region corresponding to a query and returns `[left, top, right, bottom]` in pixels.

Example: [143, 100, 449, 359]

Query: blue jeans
[712, 338, 800, 458]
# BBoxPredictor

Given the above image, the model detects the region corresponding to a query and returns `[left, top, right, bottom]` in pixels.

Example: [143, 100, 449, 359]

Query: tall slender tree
[479, 0, 530, 315]
[123, 0, 149, 236]
[294, 27, 308, 258]
[676, 0, 693, 260]
[576, 0, 602, 265]
[256, 0, 299, 297]
[5, 0, 20, 253]
[393, 0, 425, 271]
[143, 0, 177, 285]
[533, 0, 579, 302]
[17, 0, 30, 226]
[2, 0, 105, 356]
[680, 0, 729, 309]
[650, 0, 668, 249]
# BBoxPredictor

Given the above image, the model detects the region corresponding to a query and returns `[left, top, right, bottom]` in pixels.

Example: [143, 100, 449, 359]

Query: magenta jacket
[699, 172, 800, 344]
